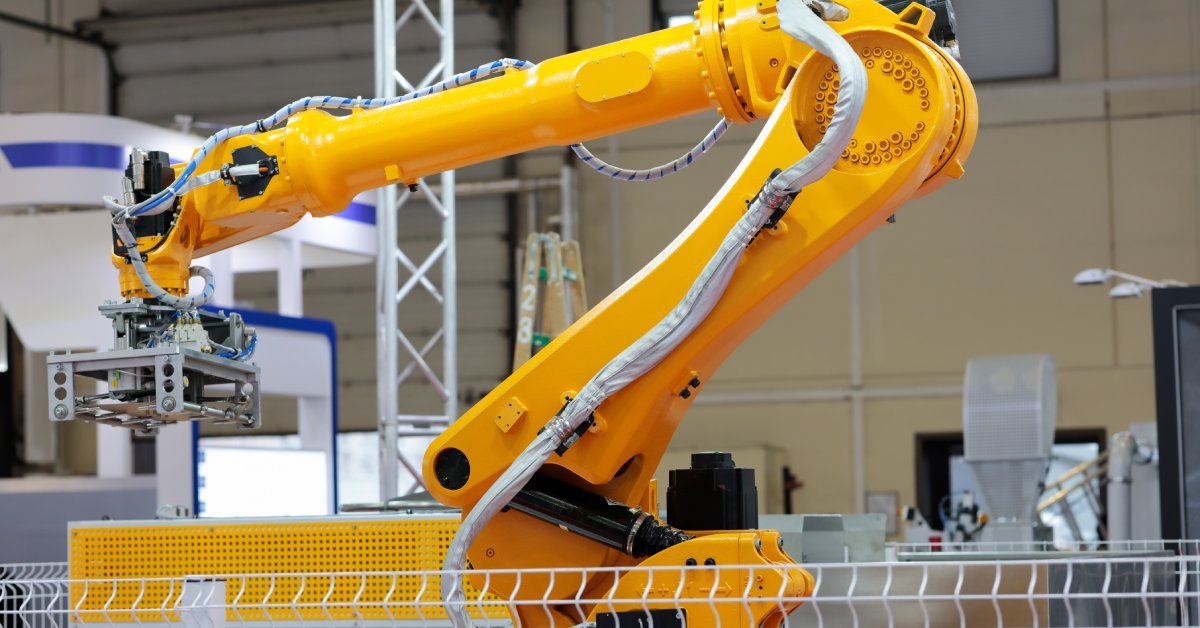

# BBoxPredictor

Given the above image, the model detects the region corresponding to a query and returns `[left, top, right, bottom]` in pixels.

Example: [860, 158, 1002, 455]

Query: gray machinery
[963, 354, 1057, 543]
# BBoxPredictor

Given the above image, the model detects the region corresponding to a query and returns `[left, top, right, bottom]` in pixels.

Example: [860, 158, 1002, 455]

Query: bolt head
[53, 404, 68, 419]
[161, 396, 177, 411]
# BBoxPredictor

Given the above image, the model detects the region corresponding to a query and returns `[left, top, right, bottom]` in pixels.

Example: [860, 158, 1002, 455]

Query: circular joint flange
[694, 0, 751, 123]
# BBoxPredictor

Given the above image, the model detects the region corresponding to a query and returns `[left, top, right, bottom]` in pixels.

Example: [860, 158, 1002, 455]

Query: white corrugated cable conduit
[438, 1, 866, 625]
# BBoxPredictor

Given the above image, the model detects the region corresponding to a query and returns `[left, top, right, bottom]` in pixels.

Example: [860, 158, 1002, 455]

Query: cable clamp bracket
[539, 397, 597, 456]
[747, 168, 800, 242]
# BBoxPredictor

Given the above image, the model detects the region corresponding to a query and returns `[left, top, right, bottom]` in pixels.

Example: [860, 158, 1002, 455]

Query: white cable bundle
[439, 1, 867, 624]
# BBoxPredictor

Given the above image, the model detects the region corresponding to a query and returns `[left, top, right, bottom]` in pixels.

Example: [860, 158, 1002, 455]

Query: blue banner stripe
[0, 141, 375, 222]
[2, 142, 128, 170]
[336, 201, 376, 225]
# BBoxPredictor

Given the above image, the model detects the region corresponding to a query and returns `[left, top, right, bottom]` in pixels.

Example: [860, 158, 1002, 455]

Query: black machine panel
[1151, 286, 1200, 540]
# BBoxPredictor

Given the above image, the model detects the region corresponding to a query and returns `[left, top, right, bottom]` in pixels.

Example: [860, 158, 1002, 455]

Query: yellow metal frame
[68, 516, 504, 623]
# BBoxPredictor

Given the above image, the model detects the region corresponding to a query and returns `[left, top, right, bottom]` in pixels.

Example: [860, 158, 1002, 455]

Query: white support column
[298, 395, 336, 513]
[96, 427, 132, 478]
[375, 0, 457, 500]
[375, 0, 400, 503]
[849, 246, 865, 514]
[440, 0, 458, 426]
[91, 326, 132, 478]
[155, 423, 194, 513]
[23, 350, 56, 468]
[208, 250, 235, 307]
[559, 164, 576, 243]
[277, 238, 304, 317]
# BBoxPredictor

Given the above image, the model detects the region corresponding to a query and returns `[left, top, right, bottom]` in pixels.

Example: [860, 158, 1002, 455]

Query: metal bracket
[47, 345, 261, 433]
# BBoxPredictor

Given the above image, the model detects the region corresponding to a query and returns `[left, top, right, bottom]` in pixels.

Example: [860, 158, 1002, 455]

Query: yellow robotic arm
[114, 4, 770, 297]
[100, 0, 975, 623]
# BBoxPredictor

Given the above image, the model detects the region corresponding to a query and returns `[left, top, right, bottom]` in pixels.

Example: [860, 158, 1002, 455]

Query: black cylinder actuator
[666, 451, 758, 531]
[510, 473, 691, 558]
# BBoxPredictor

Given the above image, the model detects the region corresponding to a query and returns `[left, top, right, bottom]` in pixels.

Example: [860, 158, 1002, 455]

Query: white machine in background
[0, 113, 366, 511]
[962, 354, 1057, 543]
[1108, 423, 1160, 542]
[899, 354, 1164, 548]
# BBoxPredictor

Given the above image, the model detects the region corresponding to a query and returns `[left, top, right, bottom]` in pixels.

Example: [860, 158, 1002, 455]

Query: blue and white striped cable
[106, 58, 536, 310]
[106, 58, 536, 222]
[569, 118, 729, 181]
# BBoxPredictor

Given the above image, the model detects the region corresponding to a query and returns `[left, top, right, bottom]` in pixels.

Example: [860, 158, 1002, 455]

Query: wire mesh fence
[2, 553, 1198, 627]
[889, 539, 1200, 556]
[0, 562, 69, 628]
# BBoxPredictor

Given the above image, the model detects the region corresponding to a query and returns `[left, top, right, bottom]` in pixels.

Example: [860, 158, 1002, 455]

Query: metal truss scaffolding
[374, 0, 457, 499]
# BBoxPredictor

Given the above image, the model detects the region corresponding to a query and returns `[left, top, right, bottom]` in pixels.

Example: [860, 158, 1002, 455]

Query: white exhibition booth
[0, 113, 376, 515]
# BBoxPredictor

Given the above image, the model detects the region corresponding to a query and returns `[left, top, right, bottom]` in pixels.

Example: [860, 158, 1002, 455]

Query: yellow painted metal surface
[114, 15, 736, 297]
[68, 517, 505, 623]
[494, 397, 526, 433]
[574, 52, 654, 103]
[425, 0, 977, 606]
[585, 531, 811, 627]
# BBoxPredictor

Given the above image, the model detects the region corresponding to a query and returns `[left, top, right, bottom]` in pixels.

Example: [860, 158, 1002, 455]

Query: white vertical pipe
[276, 238, 304, 317]
[1107, 431, 1135, 542]
[155, 423, 194, 512]
[375, 0, 400, 501]
[93, 324, 132, 478]
[526, 189, 539, 232]
[559, 163, 576, 242]
[23, 351, 56, 467]
[208, 251, 235, 307]
[441, 0, 458, 424]
[96, 427, 132, 477]
[297, 395, 336, 514]
[850, 246, 865, 513]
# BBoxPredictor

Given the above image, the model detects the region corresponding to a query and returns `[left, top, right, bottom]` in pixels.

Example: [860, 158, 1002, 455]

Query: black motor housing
[666, 451, 758, 531]
[113, 150, 177, 257]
